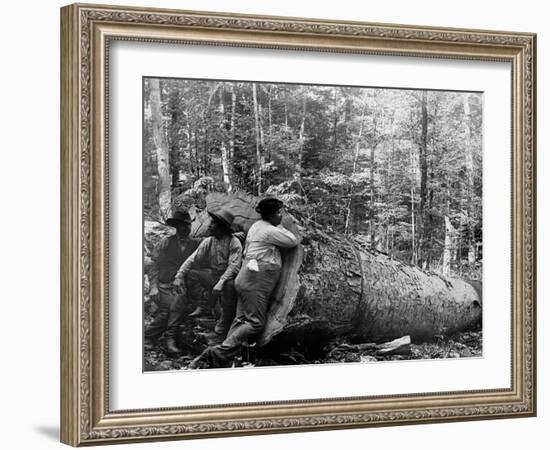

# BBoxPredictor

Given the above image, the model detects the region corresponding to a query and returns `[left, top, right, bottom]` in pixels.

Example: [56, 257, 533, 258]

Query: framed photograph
[60, 3, 536, 446]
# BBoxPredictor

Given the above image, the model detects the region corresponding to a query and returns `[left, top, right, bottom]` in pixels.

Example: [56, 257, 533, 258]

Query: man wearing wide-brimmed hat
[145, 210, 199, 355]
[188, 197, 299, 369]
[173, 207, 243, 337]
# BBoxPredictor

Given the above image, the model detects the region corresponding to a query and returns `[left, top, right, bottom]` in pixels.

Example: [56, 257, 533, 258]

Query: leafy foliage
[144, 79, 482, 276]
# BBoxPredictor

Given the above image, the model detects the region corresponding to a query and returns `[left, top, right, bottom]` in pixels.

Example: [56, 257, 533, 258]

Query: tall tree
[218, 86, 232, 191]
[142, 80, 483, 276]
[442, 215, 455, 276]
[252, 83, 262, 194]
[409, 145, 417, 265]
[418, 90, 429, 265]
[297, 94, 307, 178]
[344, 100, 367, 235]
[229, 84, 237, 165]
[463, 94, 476, 264]
[149, 78, 171, 216]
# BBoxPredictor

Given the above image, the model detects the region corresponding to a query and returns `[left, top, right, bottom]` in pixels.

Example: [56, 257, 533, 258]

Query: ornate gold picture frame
[60, 3, 536, 446]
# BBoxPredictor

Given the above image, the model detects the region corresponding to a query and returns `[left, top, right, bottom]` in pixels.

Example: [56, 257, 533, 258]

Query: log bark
[191, 193, 482, 347]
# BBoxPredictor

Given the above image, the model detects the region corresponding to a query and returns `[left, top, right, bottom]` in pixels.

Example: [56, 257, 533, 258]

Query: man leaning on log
[189, 198, 299, 369]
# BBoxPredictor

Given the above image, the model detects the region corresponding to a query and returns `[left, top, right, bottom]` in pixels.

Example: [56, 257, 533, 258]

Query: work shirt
[151, 234, 199, 285]
[243, 220, 299, 270]
[176, 235, 243, 284]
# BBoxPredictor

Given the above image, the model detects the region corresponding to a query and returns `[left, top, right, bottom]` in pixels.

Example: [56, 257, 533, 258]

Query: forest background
[143, 77, 482, 278]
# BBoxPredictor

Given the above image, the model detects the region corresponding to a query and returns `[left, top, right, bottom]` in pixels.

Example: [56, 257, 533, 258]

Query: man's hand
[175, 285, 187, 297]
[149, 284, 159, 299]
[172, 277, 186, 296]
[212, 280, 225, 296]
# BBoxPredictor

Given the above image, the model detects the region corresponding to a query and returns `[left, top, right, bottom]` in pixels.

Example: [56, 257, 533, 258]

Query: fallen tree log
[189, 192, 482, 348]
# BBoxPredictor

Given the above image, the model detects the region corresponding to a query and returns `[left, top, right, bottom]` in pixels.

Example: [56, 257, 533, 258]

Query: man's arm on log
[261, 223, 300, 248]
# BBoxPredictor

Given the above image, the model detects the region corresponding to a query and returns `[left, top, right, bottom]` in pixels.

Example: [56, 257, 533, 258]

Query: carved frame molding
[61, 3, 536, 446]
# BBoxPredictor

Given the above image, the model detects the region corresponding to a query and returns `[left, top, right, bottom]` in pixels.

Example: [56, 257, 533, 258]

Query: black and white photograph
[142, 77, 483, 371]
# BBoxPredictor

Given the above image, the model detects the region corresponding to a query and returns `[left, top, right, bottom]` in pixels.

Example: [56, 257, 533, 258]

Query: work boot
[188, 355, 207, 370]
[165, 337, 181, 356]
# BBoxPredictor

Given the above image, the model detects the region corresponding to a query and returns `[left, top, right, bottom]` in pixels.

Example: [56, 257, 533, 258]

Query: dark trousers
[144, 285, 190, 342]
[145, 270, 237, 344]
[186, 269, 237, 337]
[199, 266, 280, 367]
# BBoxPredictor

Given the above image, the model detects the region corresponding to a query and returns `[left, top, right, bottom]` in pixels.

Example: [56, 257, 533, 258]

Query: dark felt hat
[208, 208, 234, 230]
[255, 197, 284, 216]
[166, 210, 192, 227]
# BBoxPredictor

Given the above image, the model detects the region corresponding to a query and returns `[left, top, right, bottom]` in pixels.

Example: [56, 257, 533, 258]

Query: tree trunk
[218, 88, 232, 191]
[149, 78, 171, 216]
[344, 103, 366, 235]
[369, 121, 378, 249]
[252, 83, 262, 194]
[267, 87, 273, 161]
[284, 87, 289, 130]
[259, 103, 265, 148]
[297, 94, 307, 178]
[169, 107, 180, 189]
[183, 124, 193, 176]
[333, 87, 338, 151]
[409, 147, 417, 265]
[463, 95, 476, 265]
[385, 114, 395, 253]
[192, 193, 482, 348]
[268, 87, 273, 133]
[443, 215, 454, 277]
[418, 90, 429, 265]
[193, 128, 200, 177]
[229, 85, 237, 161]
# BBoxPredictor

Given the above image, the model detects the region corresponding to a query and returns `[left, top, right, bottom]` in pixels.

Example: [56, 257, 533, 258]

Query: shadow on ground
[33, 426, 59, 441]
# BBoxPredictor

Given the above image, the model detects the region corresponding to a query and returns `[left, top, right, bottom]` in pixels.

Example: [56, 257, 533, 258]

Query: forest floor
[143, 311, 483, 371]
